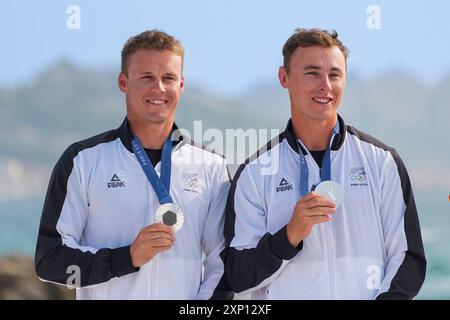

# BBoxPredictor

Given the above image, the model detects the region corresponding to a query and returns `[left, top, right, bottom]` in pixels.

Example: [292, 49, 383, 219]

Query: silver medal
[314, 180, 344, 207]
[155, 203, 184, 232]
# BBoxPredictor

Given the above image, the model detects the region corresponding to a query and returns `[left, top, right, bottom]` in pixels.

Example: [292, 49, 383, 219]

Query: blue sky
[1, 0, 450, 96]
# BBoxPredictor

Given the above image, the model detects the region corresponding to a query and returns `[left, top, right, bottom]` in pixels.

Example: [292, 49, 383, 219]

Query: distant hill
[0, 61, 449, 201]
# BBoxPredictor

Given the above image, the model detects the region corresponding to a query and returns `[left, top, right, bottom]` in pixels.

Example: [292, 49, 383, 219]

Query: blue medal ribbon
[131, 134, 174, 204]
[298, 121, 340, 197]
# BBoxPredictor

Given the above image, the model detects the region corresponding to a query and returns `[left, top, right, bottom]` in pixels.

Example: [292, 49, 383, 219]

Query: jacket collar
[117, 117, 184, 153]
[283, 114, 347, 154]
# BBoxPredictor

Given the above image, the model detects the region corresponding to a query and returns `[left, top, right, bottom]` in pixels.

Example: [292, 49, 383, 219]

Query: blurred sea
[0, 190, 448, 299]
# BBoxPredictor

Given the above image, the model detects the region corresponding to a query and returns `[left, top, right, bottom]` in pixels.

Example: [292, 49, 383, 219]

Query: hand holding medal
[314, 180, 344, 208]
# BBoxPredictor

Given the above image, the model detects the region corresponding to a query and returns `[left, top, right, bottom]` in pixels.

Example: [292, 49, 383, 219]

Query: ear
[278, 66, 289, 89]
[180, 76, 185, 94]
[118, 72, 128, 93]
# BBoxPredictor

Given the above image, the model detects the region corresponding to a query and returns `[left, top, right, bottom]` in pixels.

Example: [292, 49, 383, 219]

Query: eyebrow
[140, 71, 178, 77]
[303, 65, 321, 71]
[303, 65, 344, 74]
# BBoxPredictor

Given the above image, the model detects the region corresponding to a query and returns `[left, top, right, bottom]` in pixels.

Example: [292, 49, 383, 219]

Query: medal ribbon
[131, 134, 173, 204]
[299, 121, 340, 197]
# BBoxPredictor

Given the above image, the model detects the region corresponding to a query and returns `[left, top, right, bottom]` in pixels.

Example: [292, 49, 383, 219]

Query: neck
[292, 114, 337, 151]
[129, 118, 173, 150]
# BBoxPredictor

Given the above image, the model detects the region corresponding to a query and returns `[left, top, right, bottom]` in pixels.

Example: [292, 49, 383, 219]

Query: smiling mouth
[312, 97, 333, 104]
[145, 99, 168, 105]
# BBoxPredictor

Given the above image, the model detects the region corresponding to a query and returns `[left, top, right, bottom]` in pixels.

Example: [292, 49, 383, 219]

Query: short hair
[282, 28, 349, 71]
[121, 30, 184, 74]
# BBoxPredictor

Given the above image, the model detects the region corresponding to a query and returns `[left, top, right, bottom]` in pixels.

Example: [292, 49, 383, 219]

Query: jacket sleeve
[35, 144, 138, 288]
[375, 149, 426, 299]
[220, 163, 301, 296]
[196, 158, 232, 300]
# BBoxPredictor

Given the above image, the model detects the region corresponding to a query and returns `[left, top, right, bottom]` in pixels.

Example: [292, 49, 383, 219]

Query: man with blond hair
[35, 30, 232, 300]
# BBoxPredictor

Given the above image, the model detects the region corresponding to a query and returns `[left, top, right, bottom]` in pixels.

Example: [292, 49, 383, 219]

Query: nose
[319, 75, 332, 92]
[150, 79, 166, 93]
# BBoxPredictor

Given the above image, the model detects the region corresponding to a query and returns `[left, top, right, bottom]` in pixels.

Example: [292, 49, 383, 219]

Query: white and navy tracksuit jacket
[35, 118, 231, 300]
[221, 115, 426, 299]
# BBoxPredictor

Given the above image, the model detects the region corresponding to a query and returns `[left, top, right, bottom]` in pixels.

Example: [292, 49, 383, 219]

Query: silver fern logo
[348, 167, 368, 186]
[183, 173, 199, 193]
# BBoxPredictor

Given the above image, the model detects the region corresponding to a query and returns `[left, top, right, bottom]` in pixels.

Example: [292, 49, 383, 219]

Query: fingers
[299, 192, 317, 202]
[130, 240, 172, 268]
[307, 215, 332, 225]
[145, 231, 175, 241]
[148, 237, 174, 247]
[152, 246, 172, 254]
[138, 231, 175, 248]
[304, 206, 336, 217]
[141, 223, 174, 234]
[133, 223, 176, 249]
[306, 197, 336, 209]
[301, 192, 336, 208]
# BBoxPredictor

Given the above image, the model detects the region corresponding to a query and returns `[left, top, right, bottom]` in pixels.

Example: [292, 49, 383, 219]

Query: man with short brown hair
[221, 28, 426, 300]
